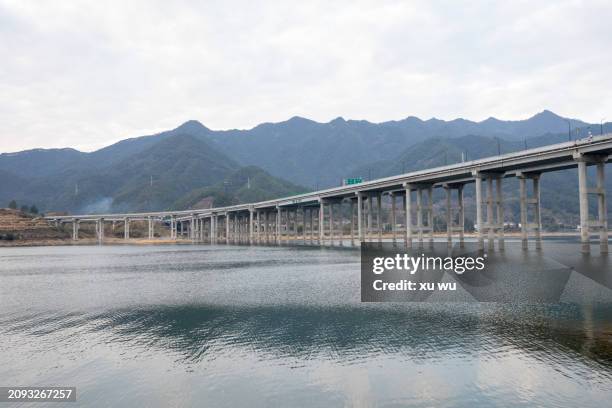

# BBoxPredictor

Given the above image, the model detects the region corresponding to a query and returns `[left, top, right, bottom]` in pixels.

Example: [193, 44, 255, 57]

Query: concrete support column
[350, 199, 355, 246]
[367, 195, 373, 242]
[301, 207, 306, 245]
[533, 175, 542, 250]
[597, 162, 608, 253]
[97, 218, 104, 243]
[416, 188, 423, 246]
[578, 159, 589, 253]
[458, 185, 465, 248]
[336, 203, 342, 246]
[486, 177, 495, 250]
[427, 186, 434, 247]
[329, 202, 334, 246]
[225, 214, 230, 245]
[310, 208, 315, 245]
[148, 217, 154, 240]
[404, 185, 412, 248]
[212, 214, 218, 244]
[357, 193, 364, 243]
[276, 207, 281, 245]
[518, 172, 542, 251]
[319, 199, 325, 244]
[264, 211, 269, 244]
[391, 193, 397, 245]
[255, 211, 260, 244]
[443, 184, 465, 249]
[496, 178, 505, 251]
[377, 193, 382, 244]
[574, 154, 609, 254]
[72, 219, 79, 241]
[445, 186, 452, 248]
[474, 172, 484, 250]
[249, 209, 254, 245]
[578, 159, 591, 253]
[519, 176, 528, 250]
[124, 218, 130, 240]
[295, 208, 299, 244]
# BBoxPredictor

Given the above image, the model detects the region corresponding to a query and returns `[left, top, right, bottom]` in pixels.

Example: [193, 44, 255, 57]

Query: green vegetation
[171, 166, 308, 210]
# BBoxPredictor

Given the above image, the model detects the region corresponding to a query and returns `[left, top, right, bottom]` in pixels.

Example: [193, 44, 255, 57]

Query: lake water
[1, 242, 611, 407]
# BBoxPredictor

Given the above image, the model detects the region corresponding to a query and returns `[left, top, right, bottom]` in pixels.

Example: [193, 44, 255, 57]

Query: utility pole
[602, 118, 605, 136]
[566, 119, 571, 141]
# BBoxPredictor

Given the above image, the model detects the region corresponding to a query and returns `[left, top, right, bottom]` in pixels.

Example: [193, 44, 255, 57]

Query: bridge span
[47, 135, 612, 253]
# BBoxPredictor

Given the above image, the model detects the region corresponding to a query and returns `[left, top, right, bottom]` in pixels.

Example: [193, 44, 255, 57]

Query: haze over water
[1, 242, 611, 407]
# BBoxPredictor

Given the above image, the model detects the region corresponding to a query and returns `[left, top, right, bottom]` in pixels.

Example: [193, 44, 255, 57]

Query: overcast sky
[1, 0, 611, 152]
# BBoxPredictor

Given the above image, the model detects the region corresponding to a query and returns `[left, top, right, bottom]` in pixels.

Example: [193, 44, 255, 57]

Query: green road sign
[344, 177, 363, 185]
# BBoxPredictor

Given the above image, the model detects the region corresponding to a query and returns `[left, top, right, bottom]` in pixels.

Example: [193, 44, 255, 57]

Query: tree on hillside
[30, 205, 38, 214]
[8, 200, 17, 209]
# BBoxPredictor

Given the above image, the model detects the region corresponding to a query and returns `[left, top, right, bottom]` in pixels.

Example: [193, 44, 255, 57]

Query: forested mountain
[0, 110, 608, 225]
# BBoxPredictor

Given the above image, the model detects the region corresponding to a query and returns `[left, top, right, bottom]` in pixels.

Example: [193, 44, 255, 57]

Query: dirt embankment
[0, 209, 186, 246]
[0, 208, 72, 245]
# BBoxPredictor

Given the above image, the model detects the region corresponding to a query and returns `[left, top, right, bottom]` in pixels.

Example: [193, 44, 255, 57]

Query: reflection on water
[0, 242, 611, 407]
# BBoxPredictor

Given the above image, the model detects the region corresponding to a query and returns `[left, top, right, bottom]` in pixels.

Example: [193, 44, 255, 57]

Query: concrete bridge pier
[206, 217, 212, 243]
[124, 218, 130, 240]
[240, 212, 250, 244]
[484, 175, 505, 251]
[404, 184, 413, 248]
[255, 211, 261, 244]
[199, 217, 204, 242]
[96, 218, 104, 243]
[366, 195, 373, 242]
[211, 214, 217, 244]
[575, 154, 609, 254]
[234, 213, 239, 244]
[337, 201, 344, 247]
[517, 172, 542, 251]
[357, 193, 364, 244]
[414, 185, 433, 248]
[390, 192, 397, 246]
[249, 208, 254, 245]
[263, 211, 268, 245]
[376, 193, 382, 244]
[329, 201, 335, 246]
[298, 207, 305, 245]
[148, 216, 155, 240]
[72, 219, 79, 241]
[276, 207, 282, 245]
[443, 184, 465, 248]
[318, 199, 325, 245]
[169, 216, 176, 240]
[225, 213, 230, 245]
[349, 199, 355, 246]
[474, 172, 484, 251]
[294, 208, 299, 244]
[308, 207, 314, 245]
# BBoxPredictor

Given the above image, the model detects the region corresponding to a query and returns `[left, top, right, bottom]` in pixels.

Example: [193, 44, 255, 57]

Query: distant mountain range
[0, 110, 609, 226]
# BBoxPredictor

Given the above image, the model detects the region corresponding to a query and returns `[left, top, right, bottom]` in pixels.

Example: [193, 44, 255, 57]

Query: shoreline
[0, 231, 589, 248]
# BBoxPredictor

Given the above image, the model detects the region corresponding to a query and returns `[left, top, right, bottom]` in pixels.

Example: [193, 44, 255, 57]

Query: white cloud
[0, 0, 611, 152]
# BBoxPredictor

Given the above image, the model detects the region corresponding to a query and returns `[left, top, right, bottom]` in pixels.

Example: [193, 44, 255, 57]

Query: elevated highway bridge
[47, 134, 612, 253]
